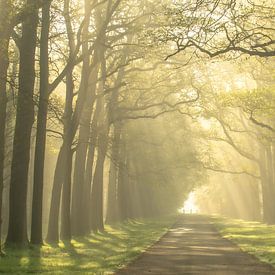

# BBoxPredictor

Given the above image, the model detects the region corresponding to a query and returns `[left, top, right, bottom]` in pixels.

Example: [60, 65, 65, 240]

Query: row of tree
[0, 0, 203, 250]
[0, 0, 274, 253]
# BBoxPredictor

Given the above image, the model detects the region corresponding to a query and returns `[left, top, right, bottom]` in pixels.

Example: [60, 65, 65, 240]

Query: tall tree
[31, 0, 51, 245]
[71, 0, 99, 236]
[0, 0, 13, 252]
[105, 122, 122, 224]
[6, 0, 39, 245]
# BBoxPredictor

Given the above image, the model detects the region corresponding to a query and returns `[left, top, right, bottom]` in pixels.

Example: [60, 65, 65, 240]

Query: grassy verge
[0, 215, 177, 274]
[211, 216, 275, 266]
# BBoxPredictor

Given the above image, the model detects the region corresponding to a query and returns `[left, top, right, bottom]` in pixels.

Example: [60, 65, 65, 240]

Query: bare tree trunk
[31, 0, 51, 245]
[0, 0, 12, 253]
[71, 64, 99, 236]
[90, 129, 108, 232]
[6, 0, 39, 245]
[104, 36, 130, 223]
[83, 102, 101, 233]
[116, 139, 130, 222]
[250, 181, 261, 221]
[60, 145, 73, 240]
[90, 88, 109, 232]
[70, 0, 93, 235]
[105, 123, 122, 224]
[46, 147, 65, 242]
[266, 144, 275, 223]
[259, 144, 275, 224]
[59, 69, 74, 241]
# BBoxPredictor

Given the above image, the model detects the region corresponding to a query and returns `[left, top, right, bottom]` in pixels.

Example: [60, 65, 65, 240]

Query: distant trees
[149, 0, 275, 224]
[188, 61, 275, 223]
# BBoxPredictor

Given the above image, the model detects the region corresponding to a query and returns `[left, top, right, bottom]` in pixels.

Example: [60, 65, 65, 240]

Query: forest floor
[0, 216, 176, 274]
[117, 214, 275, 274]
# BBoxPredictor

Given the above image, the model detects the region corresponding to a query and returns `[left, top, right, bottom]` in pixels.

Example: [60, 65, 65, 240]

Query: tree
[0, 0, 13, 253]
[31, 0, 51, 245]
[156, 0, 275, 59]
[6, 0, 39, 245]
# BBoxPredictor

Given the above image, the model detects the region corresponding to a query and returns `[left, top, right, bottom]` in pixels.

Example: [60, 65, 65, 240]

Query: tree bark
[83, 101, 101, 233]
[116, 139, 134, 221]
[90, 130, 108, 232]
[259, 144, 275, 224]
[117, 141, 128, 222]
[71, 64, 99, 236]
[31, 0, 51, 245]
[59, 69, 74, 241]
[60, 145, 73, 240]
[6, 0, 39, 245]
[90, 89, 108, 232]
[46, 147, 65, 242]
[266, 144, 275, 223]
[0, 0, 12, 252]
[105, 123, 122, 224]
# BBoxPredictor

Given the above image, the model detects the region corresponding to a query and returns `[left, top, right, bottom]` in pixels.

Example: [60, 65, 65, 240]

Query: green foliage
[212, 216, 275, 266]
[220, 88, 275, 116]
[0, 216, 176, 274]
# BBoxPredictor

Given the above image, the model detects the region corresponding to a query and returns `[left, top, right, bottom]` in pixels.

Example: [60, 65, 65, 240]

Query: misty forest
[0, 0, 275, 274]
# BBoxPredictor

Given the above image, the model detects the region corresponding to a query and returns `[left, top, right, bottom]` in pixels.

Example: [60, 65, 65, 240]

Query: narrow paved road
[117, 215, 275, 274]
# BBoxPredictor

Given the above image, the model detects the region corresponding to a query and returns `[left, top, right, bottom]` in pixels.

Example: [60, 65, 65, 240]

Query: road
[117, 215, 275, 274]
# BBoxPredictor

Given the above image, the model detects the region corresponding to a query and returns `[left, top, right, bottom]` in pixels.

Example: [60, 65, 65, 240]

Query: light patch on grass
[212, 216, 275, 266]
[0, 215, 177, 274]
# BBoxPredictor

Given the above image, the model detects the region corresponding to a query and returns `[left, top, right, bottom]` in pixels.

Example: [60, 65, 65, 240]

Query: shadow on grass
[212, 216, 275, 265]
[0, 216, 175, 274]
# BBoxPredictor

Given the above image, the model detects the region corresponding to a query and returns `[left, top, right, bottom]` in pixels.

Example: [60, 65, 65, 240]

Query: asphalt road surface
[116, 215, 275, 274]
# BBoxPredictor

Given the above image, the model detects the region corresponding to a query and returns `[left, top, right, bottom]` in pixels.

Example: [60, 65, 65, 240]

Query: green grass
[211, 216, 275, 266]
[0, 216, 177, 274]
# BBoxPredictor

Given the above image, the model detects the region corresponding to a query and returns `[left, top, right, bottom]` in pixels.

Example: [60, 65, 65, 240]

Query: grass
[211, 215, 275, 266]
[0, 216, 177, 274]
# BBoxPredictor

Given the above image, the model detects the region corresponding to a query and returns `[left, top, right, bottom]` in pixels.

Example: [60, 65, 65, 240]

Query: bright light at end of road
[180, 192, 198, 214]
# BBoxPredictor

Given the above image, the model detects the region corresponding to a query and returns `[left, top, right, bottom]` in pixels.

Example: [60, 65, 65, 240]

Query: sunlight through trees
[0, 1, 274, 271]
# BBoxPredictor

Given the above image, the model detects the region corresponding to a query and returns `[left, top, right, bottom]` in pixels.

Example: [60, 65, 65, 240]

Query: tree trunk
[266, 144, 275, 223]
[83, 102, 101, 233]
[71, 64, 99, 236]
[59, 69, 74, 241]
[117, 139, 129, 222]
[0, 0, 12, 252]
[259, 145, 275, 224]
[47, 0, 88, 242]
[31, 0, 51, 245]
[46, 66, 74, 242]
[90, 92, 108, 232]
[46, 147, 65, 242]
[6, 0, 39, 245]
[105, 123, 122, 224]
[250, 181, 261, 221]
[90, 132, 108, 232]
[60, 145, 73, 240]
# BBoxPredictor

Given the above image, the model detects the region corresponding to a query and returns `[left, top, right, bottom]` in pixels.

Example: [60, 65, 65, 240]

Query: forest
[0, 0, 274, 273]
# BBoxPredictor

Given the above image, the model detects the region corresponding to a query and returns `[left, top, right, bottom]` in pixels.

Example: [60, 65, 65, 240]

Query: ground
[117, 215, 275, 274]
[0, 217, 175, 274]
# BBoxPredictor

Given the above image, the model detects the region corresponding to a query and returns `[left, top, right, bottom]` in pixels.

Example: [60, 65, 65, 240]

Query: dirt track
[116, 215, 275, 274]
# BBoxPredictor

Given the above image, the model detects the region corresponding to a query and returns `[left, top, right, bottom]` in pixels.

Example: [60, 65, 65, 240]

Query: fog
[0, 0, 274, 254]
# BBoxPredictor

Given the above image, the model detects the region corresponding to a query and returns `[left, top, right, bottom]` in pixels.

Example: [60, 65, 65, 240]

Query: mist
[0, 0, 274, 273]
